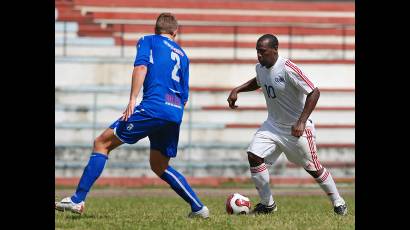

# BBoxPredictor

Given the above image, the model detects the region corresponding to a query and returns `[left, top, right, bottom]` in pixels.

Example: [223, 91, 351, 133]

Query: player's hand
[121, 99, 136, 121]
[227, 89, 239, 109]
[291, 121, 306, 137]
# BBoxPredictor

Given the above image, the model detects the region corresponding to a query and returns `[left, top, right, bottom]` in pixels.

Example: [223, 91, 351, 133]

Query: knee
[93, 135, 104, 148]
[149, 160, 166, 177]
[247, 152, 264, 167]
[149, 150, 170, 177]
[93, 135, 109, 153]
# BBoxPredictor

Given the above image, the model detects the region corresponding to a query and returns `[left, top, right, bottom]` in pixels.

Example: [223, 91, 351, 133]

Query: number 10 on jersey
[264, 84, 276, 99]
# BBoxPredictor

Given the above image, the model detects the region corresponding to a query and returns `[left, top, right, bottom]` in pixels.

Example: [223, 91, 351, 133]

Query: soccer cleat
[188, 206, 209, 219]
[334, 204, 348, 216]
[55, 197, 85, 214]
[333, 198, 347, 216]
[250, 202, 277, 215]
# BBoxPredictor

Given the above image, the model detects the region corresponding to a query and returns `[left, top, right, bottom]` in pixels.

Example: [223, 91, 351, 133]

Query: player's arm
[227, 77, 260, 109]
[122, 36, 151, 121]
[181, 59, 190, 107]
[292, 87, 320, 137]
[122, 65, 147, 121]
[284, 60, 320, 137]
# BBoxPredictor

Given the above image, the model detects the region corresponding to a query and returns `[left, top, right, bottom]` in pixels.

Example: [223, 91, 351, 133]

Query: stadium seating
[55, 0, 355, 61]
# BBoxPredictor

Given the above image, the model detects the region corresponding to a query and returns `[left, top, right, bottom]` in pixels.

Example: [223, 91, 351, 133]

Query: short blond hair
[155, 13, 178, 35]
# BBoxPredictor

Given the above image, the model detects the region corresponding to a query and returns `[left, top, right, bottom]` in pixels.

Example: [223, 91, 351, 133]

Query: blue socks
[71, 153, 108, 204]
[70, 154, 203, 212]
[160, 166, 204, 212]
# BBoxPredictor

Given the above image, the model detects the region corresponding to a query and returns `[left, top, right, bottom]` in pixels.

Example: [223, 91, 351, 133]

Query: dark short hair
[257, 34, 279, 49]
[155, 13, 178, 35]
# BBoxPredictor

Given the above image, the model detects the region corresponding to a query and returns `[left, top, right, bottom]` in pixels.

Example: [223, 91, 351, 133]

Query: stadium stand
[55, 0, 355, 61]
[55, 0, 355, 184]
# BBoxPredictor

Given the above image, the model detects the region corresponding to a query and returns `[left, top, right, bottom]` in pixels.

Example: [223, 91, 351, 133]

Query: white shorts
[247, 119, 323, 171]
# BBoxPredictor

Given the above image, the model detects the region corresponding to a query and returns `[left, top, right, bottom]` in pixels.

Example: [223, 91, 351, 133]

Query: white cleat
[188, 206, 209, 219]
[55, 197, 85, 214]
[333, 198, 347, 216]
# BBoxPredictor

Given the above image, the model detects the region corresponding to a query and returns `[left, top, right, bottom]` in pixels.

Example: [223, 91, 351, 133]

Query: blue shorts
[109, 111, 180, 158]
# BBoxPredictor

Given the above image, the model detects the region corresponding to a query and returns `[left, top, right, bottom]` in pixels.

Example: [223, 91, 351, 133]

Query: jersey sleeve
[181, 58, 190, 105]
[255, 64, 261, 86]
[134, 36, 152, 67]
[284, 60, 315, 95]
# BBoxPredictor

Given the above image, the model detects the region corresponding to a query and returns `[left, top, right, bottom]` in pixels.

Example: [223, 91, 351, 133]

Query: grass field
[55, 187, 355, 230]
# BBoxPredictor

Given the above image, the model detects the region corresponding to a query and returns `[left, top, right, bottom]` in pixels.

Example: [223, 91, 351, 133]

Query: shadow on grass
[56, 212, 111, 220]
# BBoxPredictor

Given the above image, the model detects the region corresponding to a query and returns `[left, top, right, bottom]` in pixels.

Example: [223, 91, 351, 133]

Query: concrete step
[54, 143, 354, 177]
[55, 143, 355, 165]
[55, 125, 354, 144]
[55, 107, 355, 125]
[118, 33, 355, 46]
[91, 11, 354, 25]
[55, 45, 355, 60]
[71, 0, 355, 12]
[55, 90, 354, 108]
[55, 36, 115, 46]
[112, 24, 355, 37]
[55, 62, 354, 88]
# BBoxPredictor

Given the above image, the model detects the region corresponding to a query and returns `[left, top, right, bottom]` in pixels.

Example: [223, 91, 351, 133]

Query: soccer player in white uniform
[227, 34, 347, 215]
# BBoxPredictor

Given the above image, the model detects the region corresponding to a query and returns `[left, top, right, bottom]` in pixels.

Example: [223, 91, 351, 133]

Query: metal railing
[55, 86, 199, 150]
[55, 86, 355, 175]
[55, 22, 355, 60]
[55, 86, 355, 147]
[55, 86, 236, 153]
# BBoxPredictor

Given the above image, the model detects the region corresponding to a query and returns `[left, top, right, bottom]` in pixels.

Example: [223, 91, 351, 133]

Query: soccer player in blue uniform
[55, 13, 209, 218]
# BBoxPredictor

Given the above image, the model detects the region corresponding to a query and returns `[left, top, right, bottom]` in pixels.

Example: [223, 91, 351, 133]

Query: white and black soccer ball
[226, 193, 251, 215]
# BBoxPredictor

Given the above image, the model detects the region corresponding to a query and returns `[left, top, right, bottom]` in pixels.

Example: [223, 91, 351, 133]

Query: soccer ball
[226, 193, 251, 215]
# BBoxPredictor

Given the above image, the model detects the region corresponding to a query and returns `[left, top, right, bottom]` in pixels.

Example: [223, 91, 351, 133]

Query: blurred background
[55, 0, 354, 187]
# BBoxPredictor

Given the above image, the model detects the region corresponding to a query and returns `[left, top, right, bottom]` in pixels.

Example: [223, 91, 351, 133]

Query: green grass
[55, 193, 354, 230]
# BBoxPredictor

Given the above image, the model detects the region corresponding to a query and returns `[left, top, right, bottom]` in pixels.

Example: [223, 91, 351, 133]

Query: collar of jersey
[159, 34, 173, 41]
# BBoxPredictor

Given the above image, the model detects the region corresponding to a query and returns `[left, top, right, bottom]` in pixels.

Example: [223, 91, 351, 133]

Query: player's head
[155, 13, 178, 39]
[256, 34, 279, 68]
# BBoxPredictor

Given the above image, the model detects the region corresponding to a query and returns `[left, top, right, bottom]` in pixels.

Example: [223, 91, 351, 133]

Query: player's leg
[56, 128, 123, 213]
[56, 112, 152, 214]
[70, 128, 123, 203]
[248, 152, 276, 207]
[284, 126, 347, 215]
[149, 122, 208, 218]
[150, 150, 207, 215]
[304, 127, 347, 215]
[247, 129, 281, 214]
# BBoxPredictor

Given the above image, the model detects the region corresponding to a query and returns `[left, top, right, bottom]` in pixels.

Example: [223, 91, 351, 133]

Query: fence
[55, 22, 355, 60]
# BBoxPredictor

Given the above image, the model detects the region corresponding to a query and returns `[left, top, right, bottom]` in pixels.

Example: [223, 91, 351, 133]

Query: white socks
[315, 168, 343, 206]
[251, 164, 343, 207]
[250, 163, 274, 206]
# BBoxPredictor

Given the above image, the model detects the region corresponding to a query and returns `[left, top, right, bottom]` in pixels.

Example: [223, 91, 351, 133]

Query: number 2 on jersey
[264, 84, 276, 99]
[171, 51, 180, 82]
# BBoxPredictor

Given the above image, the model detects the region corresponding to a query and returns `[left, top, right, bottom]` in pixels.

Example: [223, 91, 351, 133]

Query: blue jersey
[133, 34, 189, 124]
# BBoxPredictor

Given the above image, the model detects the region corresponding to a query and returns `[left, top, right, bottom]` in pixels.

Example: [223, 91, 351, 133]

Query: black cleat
[250, 202, 277, 215]
[334, 203, 348, 216]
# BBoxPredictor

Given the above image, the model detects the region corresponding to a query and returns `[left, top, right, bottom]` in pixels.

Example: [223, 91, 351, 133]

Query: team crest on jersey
[275, 76, 285, 83]
[126, 123, 134, 131]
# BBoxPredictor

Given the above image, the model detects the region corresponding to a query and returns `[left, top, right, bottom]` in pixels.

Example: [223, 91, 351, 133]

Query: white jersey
[255, 56, 316, 126]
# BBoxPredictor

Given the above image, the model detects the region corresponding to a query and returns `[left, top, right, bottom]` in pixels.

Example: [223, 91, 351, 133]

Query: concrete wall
[55, 61, 354, 88]
[55, 146, 354, 178]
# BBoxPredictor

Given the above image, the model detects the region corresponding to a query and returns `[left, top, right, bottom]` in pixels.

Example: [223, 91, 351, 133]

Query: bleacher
[55, 0, 355, 183]
[55, 0, 355, 61]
